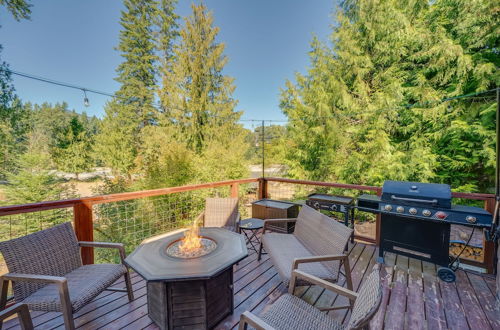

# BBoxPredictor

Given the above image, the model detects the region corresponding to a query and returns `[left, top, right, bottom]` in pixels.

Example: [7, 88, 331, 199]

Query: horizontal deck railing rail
[0, 177, 495, 273]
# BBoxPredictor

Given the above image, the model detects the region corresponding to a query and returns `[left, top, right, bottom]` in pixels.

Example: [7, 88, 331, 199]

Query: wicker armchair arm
[238, 311, 275, 330]
[0, 303, 33, 329]
[289, 270, 358, 302]
[1, 273, 66, 284]
[291, 253, 353, 291]
[262, 218, 297, 233]
[292, 254, 347, 269]
[0, 272, 72, 317]
[78, 241, 126, 262]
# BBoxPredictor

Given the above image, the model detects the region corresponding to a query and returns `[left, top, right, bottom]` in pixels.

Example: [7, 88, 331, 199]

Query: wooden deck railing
[0, 177, 496, 273]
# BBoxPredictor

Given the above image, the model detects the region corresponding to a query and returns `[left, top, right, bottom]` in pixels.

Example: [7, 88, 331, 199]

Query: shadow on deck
[2, 242, 499, 329]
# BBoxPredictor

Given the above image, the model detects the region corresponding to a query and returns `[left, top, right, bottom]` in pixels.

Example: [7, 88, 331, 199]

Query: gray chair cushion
[22, 264, 126, 312]
[262, 233, 337, 286]
[260, 294, 343, 330]
[0, 222, 82, 301]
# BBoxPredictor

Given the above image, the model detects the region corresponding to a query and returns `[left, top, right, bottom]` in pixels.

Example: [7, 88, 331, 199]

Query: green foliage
[246, 124, 287, 166]
[155, 2, 248, 184]
[21, 102, 99, 176]
[281, 0, 498, 192]
[96, 0, 162, 177]
[3, 151, 72, 205]
[0, 49, 29, 179]
[0, 0, 31, 21]
[136, 125, 195, 189]
[160, 3, 242, 152]
[96, 100, 138, 177]
[52, 116, 94, 178]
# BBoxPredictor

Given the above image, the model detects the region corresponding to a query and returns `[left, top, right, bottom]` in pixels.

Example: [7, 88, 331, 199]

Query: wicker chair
[197, 197, 240, 232]
[0, 222, 134, 330]
[0, 303, 33, 330]
[239, 266, 382, 330]
[259, 205, 353, 288]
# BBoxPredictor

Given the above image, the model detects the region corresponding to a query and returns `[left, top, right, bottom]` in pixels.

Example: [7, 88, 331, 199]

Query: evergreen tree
[53, 116, 94, 179]
[0, 48, 29, 179]
[96, 0, 160, 177]
[0, 0, 32, 21]
[160, 3, 241, 153]
[155, 0, 179, 74]
[3, 152, 65, 204]
[281, 0, 498, 191]
[3, 128, 76, 205]
[136, 125, 194, 189]
[158, 3, 248, 182]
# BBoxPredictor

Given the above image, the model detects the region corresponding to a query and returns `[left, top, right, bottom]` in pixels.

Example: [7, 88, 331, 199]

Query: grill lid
[381, 180, 452, 209]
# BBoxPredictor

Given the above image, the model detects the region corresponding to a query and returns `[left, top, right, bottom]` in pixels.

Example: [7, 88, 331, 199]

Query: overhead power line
[7, 68, 284, 122]
[8, 69, 117, 98]
[6, 68, 497, 124]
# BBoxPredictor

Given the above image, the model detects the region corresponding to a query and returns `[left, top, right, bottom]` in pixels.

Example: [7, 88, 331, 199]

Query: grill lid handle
[390, 195, 438, 204]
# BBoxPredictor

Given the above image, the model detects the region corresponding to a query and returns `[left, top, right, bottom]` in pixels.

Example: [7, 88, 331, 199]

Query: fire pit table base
[125, 228, 247, 330]
[147, 267, 233, 329]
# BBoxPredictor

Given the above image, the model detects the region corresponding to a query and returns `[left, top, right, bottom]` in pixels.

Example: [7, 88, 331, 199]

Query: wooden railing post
[258, 178, 268, 199]
[230, 183, 239, 198]
[74, 201, 94, 265]
[484, 198, 496, 274]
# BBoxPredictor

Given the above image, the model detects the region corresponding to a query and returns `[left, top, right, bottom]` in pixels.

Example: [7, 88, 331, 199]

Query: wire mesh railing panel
[0, 208, 74, 242]
[267, 181, 315, 202]
[238, 182, 259, 219]
[92, 186, 233, 262]
[266, 181, 378, 241]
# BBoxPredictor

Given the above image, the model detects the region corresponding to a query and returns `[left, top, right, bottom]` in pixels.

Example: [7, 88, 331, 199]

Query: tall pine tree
[160, 3, 241, 153]
[0, 0, 32, 179]
[158, 3, 248, 181]
[281, 0, 498, 190]
[96, 0, 160, 177]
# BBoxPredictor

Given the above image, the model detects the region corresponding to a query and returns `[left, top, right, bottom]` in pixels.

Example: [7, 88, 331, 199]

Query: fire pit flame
[179, 221, 202, 253]
[166, 221, 217, 258]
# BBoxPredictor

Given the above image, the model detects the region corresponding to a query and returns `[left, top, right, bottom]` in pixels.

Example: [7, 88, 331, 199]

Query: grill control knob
[422, 209, 431, 217]
[435, 211, 448, 220]
[313, 202, 320, 209]
[396, 206, 404, 213]
[409, 208, 417, 215]
[466, 216, 477, 224]
[384, 205, 393, 211]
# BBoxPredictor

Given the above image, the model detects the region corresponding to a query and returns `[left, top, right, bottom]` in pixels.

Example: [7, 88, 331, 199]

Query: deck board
[2, 241, 498, 330]
[406, 257, 425, 330]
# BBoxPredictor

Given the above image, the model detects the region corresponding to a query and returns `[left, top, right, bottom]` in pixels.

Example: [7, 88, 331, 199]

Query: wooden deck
[3, 241, 499, 329]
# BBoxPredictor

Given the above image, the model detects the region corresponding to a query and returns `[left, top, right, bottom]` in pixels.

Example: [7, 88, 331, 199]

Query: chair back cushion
[0, 222, 82, 301]
[294, 205, 352, 255]
[347, 266, 382, 329]
[203, 198, 239, 228]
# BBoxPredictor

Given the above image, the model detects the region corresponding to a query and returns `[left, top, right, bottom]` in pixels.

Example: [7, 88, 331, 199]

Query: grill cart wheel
[437, 267, 456, 282]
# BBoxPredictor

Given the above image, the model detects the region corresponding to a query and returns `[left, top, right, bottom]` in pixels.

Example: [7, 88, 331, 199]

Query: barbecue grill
[357, 180, 492, 282]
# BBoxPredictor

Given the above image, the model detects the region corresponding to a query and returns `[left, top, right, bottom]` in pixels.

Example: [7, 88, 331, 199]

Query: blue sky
[0, 0, 335, 122]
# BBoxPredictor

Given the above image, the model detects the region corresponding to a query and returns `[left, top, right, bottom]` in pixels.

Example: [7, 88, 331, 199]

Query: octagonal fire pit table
[125, 227, 248, 330]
